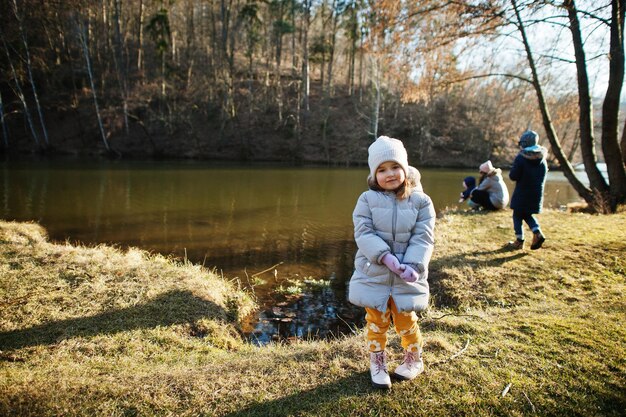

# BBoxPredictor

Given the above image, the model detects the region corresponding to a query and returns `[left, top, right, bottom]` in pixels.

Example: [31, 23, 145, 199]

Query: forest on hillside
[0, 1, 622, 172]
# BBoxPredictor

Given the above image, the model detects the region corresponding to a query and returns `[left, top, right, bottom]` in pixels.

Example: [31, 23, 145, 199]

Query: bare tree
[621, 119, 626, 164]
[137, 0, 145, 73]
[511, 0, 593, 204]
[325, 0, 340, 96]
[564, 0, 609, 197]
[344, 0, 360, 96]
[146, 5, 171, 99]
[112, 0, 129, 135]
[11, 0, 49, 147]
[0, 27, 40, 148]
[0, 90, 8, 149]
[599, 0, 626, 208]
[302, 0, 311, 112]
[77, 16, 110, 153]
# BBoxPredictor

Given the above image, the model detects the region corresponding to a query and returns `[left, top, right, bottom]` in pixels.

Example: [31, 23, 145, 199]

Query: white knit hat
[479, 160, 494, 174]
[368, 136, 409, 180]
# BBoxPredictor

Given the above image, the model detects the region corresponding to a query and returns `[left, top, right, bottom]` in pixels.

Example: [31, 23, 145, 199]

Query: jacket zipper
[389, 196, 398, 295]
[391, 196, 397, 252]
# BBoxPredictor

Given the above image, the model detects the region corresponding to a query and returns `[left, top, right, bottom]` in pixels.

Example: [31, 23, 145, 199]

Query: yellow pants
[365, 297, 422, 353]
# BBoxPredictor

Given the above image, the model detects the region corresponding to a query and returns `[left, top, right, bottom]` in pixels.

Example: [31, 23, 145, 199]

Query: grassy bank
[1, 210, 625, 416]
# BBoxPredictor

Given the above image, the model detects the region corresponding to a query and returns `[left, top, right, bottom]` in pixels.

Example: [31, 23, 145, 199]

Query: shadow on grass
[0, 290, 226, 351]
[429, 247, 528, 309]
[220, 371, 377, 417]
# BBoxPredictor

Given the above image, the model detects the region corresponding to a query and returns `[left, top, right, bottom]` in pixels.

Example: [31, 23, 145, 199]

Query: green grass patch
[1, 210, 625, 416]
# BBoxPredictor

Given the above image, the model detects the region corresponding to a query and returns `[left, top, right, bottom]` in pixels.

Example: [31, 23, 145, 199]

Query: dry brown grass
[1, 211, 625, 416]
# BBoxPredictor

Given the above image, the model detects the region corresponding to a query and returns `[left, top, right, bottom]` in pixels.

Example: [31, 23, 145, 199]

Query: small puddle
[241, 273, 365, 345]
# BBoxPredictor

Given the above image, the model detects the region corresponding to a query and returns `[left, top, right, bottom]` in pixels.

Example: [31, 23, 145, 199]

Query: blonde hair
[367, 174, 415, 200]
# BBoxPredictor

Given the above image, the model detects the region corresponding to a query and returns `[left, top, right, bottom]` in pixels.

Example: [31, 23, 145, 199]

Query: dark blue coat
[509, 148, 548, 213]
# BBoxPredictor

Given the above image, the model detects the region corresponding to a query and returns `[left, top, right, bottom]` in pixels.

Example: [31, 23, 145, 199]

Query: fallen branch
[523, 391, 536, 412]
[251, 262, 283, 278]
[420, 312, 484, 322]
[429, 337, 471, 367]
[0, 292, 34, 308]
[450, 337, 470, 360]
[335, 314, 360, 335]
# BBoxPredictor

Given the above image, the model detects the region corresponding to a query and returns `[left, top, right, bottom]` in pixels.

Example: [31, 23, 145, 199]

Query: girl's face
[375, 161, 406, 191]
[462, 181, 467, 189]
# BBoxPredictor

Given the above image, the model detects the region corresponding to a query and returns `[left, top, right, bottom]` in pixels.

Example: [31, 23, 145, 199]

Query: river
[0, 158, 583, 343]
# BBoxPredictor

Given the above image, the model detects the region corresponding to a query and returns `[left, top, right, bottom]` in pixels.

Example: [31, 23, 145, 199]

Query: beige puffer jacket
[348, 179, 435, 313]
[475, 169, 509, 209]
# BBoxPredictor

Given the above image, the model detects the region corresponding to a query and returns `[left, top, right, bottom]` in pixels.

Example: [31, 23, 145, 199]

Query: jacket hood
[521, 146, 548, 163]
[407, 166, 424, 192]
[484, 168, 503, 179]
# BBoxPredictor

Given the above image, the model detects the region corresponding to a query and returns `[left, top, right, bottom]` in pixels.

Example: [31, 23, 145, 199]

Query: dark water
[0, 159, 582, 344]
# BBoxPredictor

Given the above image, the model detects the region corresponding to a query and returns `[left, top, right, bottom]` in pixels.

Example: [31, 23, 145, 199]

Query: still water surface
[1, 159, 581, 343]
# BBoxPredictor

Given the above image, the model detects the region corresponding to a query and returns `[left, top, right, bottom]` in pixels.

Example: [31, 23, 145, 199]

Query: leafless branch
[420, 312, 484, 322]
[450, 338, 470, 360]
[442, 73, 533, 86]
[251, 262, 284, 278]
[523, 391, 536, 412]
[586, 52, 607, 62]
[536, 53, 576, 64]
[576, 9, 610, 26]
[0, 292, 35, 308]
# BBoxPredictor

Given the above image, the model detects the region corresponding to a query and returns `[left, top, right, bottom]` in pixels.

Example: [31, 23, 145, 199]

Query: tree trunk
[371, 56, 381, 139]
[113, 0, 129, 135]
[621, 118, 626, 164]
[218, 0, 236, 124]
[347, 1, 357, 96]
[78, 19, 111, 153]
[326, 0, 339, 97]
[185, 0, 196, 89]
[319, 1, 327, 90]
[12, 0, 49, 147]
[564, 0, 609, 195]
[302, 0, 310, 112]
[291, 0, 297, 76]
[137, 0, 144, 72]
[358, 28, 364, 102]
[0, 90, 8, 149]
[511, 0, 593, 205]
[1, 28, 40, 148]
[601, 0, 626, 208]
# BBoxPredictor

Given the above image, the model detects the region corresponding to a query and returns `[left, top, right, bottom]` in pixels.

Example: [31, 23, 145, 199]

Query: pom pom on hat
[368, 136, 409, 180]
[479, 160, 494, 174]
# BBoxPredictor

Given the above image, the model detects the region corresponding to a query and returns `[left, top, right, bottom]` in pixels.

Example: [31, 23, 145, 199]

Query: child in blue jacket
[458, 176, 476, 205]
[508, 130, 548, 250]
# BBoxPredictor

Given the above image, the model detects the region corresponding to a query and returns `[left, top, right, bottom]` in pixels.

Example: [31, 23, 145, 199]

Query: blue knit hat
[463, 176, 476, 189]
[519, 130, 539, 148]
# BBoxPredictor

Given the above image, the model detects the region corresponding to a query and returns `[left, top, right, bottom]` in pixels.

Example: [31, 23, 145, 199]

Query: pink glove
[399, 264, 419, 282]
[381, 253, 404, 275]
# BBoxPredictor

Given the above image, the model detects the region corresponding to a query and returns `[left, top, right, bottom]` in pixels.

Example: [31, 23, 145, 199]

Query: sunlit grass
[1, 210, 625, 416]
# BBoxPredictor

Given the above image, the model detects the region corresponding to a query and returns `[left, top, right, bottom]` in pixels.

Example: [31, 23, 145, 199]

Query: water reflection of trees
[248, 280, 364, 345]
[192, 230, 363, 345]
